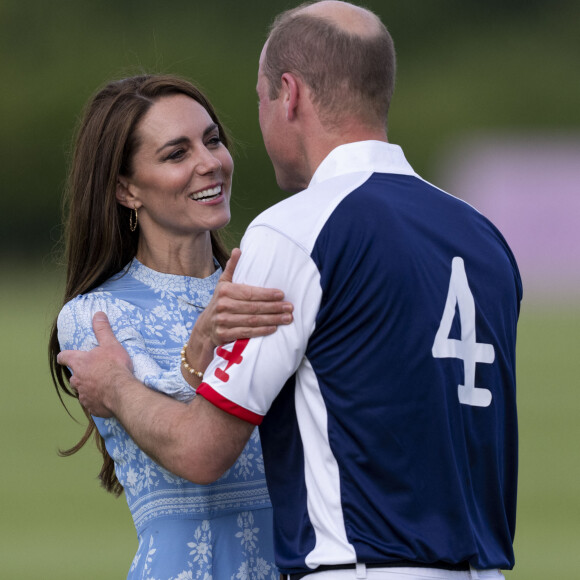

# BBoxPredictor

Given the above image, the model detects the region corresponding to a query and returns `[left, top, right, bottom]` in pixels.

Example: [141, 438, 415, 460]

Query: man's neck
[304, 125, 389, 186]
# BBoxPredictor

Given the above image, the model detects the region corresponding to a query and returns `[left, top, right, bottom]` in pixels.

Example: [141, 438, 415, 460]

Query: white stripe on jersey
[296, 357, 357, 567]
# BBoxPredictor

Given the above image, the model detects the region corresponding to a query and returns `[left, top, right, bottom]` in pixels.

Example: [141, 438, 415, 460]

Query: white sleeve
[197, 225, 322, 424]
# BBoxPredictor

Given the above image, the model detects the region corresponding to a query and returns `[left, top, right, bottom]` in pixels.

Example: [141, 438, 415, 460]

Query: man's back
[201, 141, 521, 573]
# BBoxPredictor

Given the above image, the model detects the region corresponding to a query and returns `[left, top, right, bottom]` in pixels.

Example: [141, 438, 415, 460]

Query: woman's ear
[116, 177, 137, 209]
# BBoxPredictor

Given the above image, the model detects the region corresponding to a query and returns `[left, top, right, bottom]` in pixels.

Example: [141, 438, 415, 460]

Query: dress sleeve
[57, 292, 196, 402]
[197, 225, 322, 423]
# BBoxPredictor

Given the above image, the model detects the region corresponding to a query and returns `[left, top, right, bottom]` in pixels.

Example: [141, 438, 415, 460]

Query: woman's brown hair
[48, 74, 231, 495]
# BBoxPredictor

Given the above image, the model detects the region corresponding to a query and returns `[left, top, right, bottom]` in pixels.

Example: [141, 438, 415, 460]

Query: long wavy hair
[48, 74, 231, 496]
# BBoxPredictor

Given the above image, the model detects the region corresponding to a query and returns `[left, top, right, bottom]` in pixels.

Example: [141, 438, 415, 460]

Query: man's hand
[59, 312, 254, 484]
[57, 312, 133, 417]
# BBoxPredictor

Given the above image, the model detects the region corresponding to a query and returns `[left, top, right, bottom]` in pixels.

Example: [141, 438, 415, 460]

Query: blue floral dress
[57, 259, 278, 580]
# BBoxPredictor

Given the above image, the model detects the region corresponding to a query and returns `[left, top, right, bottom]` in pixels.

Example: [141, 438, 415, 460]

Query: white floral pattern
[58, 259, 277, 580]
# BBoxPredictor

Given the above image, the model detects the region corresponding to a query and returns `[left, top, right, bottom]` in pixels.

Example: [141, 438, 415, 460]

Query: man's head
[257, 1, 396, 192]
[262, 1, 396, 131]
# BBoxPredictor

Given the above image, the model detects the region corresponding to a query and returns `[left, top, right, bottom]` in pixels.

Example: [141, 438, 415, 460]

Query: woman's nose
[197, 147, 222, 174]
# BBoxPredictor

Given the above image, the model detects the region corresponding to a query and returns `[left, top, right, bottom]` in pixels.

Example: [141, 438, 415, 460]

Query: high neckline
[126, 258, 222, 296]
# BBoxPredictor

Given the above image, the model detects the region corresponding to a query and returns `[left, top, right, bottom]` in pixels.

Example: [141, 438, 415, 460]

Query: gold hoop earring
[129, 207, 138, 232]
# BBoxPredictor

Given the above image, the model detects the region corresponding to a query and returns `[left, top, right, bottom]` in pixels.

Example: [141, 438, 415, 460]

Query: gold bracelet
[180, 344, 204, 380]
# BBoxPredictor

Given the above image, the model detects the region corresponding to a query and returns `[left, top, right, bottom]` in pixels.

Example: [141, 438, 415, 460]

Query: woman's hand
[184, 249, 293, 380]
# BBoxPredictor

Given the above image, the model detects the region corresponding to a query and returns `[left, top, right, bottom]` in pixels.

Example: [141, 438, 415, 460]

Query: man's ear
[116, 177, 138, 209]
[281, 72, 300, 121]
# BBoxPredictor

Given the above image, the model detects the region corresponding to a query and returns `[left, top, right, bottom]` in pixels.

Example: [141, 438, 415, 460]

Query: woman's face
[120, 94, 233, 243]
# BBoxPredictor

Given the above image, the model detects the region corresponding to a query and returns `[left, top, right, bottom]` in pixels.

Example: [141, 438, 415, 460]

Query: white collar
[309, 141, 416, 187]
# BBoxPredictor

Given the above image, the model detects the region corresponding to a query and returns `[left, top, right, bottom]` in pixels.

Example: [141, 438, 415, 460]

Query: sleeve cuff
[197, 383, 264, 426]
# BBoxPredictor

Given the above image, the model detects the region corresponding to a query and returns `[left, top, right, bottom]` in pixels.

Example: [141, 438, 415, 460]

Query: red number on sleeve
[214, 339, 250, 383]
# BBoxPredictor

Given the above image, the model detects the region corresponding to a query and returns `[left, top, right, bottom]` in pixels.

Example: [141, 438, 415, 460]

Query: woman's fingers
[214, 311, 293, 326]
[217, 282, 285, 303]
[211, 311, 293, 344]
[220, 248, 241, 284]
[214, 296, 293, 315]
[206, 250, 294, 344]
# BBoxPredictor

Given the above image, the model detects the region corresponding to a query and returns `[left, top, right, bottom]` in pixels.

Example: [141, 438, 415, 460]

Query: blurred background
[1, 0, 579, 577]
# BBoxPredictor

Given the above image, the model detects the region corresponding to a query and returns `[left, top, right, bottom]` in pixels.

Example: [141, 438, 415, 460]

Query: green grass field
[2, 263, 578, 578]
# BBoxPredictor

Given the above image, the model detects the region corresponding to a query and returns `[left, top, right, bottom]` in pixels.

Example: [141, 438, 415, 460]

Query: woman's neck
[135, 231, 216, 278]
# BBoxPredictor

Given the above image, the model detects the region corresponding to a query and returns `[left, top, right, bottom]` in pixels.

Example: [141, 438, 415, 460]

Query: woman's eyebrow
[155, 136, 190, 154]
[155, 124, 218, 154]
[203, 122, 219, 137]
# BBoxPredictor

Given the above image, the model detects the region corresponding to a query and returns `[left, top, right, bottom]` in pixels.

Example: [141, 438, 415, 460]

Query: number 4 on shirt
[432, 257, 495, 407]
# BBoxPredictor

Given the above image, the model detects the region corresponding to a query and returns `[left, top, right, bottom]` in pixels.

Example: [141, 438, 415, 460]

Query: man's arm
[56, 249, 290, 483]
[58, 312, 255, 484]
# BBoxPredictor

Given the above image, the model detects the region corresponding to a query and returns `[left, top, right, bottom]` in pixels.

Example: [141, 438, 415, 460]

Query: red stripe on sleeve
[197, 383, 263, 426]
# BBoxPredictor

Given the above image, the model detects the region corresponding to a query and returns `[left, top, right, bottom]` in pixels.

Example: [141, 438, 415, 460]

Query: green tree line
[1, 0, 578, 260]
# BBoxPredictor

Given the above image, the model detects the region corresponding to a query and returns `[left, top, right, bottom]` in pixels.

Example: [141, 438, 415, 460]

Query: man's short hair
[263, 2, 396, 130]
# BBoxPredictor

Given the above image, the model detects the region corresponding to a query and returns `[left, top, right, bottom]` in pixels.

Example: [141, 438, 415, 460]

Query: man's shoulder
[246, 172, 374, 250]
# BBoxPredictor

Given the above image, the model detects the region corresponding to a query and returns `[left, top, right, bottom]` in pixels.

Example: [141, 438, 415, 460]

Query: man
[60, 2, 521, 578]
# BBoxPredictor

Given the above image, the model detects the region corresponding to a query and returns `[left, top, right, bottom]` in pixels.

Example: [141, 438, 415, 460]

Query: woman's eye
[206, 136, 222, 148]
[167, 149, 186, 161]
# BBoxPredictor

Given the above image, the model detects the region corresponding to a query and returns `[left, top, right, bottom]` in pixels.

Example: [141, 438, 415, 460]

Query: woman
[48, 75, 290, 579]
